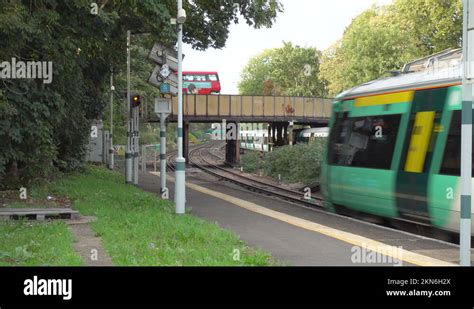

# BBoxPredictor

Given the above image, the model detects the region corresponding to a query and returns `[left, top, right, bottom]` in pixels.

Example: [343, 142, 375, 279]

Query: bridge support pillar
[272, 124, 277, 146]
[225, 121, 240, 166]
[269, 122, 289, 147]
[267, 124, 272, 151]
[276, 123, 284, 146]
[288, 122, 294, 146]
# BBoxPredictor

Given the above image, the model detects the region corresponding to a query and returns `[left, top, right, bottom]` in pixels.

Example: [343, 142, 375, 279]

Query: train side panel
[323, 85, 474, 234]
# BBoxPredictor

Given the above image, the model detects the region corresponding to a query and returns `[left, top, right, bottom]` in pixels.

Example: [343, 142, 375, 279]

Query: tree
[238, 42, 327, 97]
[320, 0, 463, 97]
[392, 0, 462, 55]
[0, 0, 283, 189]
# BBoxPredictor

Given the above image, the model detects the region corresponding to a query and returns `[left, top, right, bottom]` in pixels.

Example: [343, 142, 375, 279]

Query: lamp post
[125, 30, 133, 183]
[109, 67, 114, 170]
[174, 0, 187, 214]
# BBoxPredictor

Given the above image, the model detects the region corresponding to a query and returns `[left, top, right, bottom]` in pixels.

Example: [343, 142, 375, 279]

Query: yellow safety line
[150, 172, 456, 267]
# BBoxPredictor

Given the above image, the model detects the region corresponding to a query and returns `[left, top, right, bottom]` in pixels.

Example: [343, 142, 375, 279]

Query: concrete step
[0, 208, 80, 221]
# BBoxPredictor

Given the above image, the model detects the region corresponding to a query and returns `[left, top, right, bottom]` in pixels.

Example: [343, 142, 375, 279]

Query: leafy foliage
[320, 0, 463, 96]
[238, 42, 327, 96]
[0, 0, 283, 189]
[241, 151, 263, 173]
[263, 140, 326, 185]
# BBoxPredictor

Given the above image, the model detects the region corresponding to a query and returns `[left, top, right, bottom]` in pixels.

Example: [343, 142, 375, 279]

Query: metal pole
[160, 113, 168, 196]
[125, 30, 133, 183]
[109, 67, 114, 170]
[174, 0, 186, 214]
[131, 107, 135, 181]
[461, 0, 473, 266]
[133, 106, 140, 185]
[142, 145, 146, 173]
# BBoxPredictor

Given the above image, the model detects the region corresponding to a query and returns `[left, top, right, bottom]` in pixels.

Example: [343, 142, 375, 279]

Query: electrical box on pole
[147, 42, 180, 96]
[155, 98, 172, 114]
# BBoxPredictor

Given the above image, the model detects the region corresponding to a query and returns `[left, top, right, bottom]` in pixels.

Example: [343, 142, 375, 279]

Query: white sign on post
[147, 41, 180, 93]
[160, 64, 171, 79]
[155, 98, 171, 115]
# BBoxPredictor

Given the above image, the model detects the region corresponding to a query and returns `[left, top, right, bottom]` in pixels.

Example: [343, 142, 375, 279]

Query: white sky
[183, 0, 393, 94]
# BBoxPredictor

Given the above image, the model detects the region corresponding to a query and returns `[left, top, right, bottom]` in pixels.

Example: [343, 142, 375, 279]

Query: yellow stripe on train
[404, 111, 436, 173]
[354, 91, 415, 107]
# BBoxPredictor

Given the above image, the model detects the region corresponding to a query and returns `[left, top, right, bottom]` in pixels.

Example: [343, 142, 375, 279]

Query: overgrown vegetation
[241, 151, 263, 173]
[241, 139, 327, 186]
[21, 165, 273, 266]
[0, 0, 283, 189]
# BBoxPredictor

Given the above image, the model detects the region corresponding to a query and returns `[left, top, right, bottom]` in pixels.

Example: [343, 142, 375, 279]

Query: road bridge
[146, 94, 333, 165]
[147, 94, 333, 123]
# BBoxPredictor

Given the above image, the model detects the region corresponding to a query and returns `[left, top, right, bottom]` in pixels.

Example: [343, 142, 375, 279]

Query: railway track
[187, 142, 325, 208]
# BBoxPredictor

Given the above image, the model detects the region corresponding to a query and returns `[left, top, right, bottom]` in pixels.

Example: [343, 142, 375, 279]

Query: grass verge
[26, 165, 273, 266]
[0, 221, 83, 266]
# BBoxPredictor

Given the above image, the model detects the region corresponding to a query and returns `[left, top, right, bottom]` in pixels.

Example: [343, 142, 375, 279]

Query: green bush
[241, 151, 263, 173]
[140, 130, 159, 145]
[263, 138, 327, 185]
[0, 1, 281, 190]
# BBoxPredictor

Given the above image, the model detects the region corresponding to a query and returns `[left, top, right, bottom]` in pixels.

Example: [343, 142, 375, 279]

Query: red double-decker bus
[183, 71, 221, 95]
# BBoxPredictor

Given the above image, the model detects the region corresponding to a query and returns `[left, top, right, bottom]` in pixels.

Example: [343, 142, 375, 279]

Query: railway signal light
[131, 94, 141, 108]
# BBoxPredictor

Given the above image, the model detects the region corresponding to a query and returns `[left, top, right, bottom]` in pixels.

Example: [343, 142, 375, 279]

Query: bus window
[208, 74, 219, 81]
[183, 72, 221, 94]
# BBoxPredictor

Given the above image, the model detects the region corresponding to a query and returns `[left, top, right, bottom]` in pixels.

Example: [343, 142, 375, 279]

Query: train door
[395, 88, 448, 223]
[326, 112, 351, 205]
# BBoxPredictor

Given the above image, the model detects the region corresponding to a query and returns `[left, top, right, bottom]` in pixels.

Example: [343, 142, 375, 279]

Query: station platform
[139, 170, 471, 266]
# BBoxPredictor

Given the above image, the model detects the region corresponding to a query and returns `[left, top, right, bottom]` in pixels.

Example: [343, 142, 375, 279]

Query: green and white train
[321, 62, 474, 233]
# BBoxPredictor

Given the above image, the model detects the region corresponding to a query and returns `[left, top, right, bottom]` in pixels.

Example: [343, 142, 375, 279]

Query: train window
[328, 113, 351, 165]
[440, 110, 474, 176]
[328, 113, 401, 169]
[347, 115, 401, 169]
